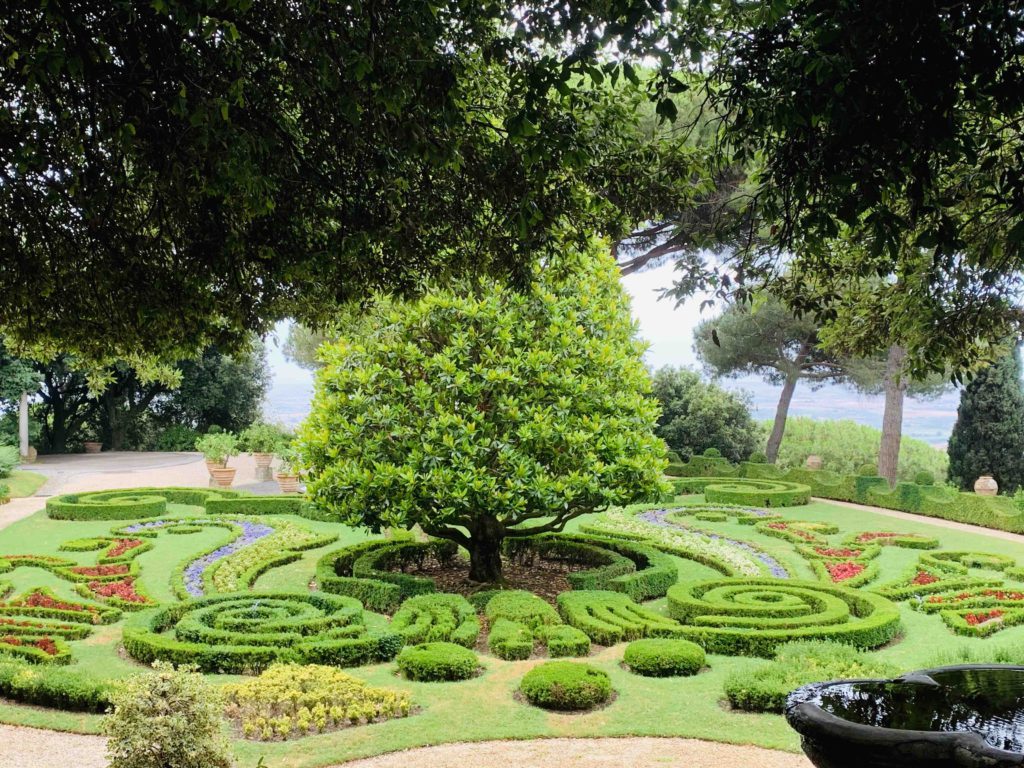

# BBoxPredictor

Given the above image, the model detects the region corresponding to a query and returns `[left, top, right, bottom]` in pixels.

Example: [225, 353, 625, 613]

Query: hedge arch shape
[665, 578, 901, 657]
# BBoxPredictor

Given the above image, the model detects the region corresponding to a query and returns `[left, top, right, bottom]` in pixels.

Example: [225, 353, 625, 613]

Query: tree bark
[467, 515, 504, 583]
[878, 344, 908, 486]
[18, 392, 28, 458]
[766, 373, 799, 463]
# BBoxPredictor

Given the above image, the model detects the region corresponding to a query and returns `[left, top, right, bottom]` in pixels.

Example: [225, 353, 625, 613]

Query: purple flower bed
[640, 508, 790, 579]
[181, 520, 274, 597]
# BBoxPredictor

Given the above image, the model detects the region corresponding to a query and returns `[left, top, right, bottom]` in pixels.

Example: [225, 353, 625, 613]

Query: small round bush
[914, 470, 935, 486]
[623, 638, 705, 677]
[519, 661, 612, 711]
[702, 447, 723, 458]
[396, 642, 479, 682]
[748, 451, 768, 464]
[857, 463, 878, 477]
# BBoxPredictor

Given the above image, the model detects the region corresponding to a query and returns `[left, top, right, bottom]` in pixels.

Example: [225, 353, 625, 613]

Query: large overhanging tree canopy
[298, 245, 666, 583]
[0, 0, 699, 362]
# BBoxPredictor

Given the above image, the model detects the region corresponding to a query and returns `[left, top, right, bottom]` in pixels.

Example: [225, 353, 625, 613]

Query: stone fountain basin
[785, 665, 1024, 768]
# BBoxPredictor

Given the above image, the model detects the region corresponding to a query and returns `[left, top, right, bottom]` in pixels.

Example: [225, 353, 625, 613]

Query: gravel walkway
[0, 724, 106, 768]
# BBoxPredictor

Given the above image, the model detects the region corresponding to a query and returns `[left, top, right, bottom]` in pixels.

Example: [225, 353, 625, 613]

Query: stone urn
[252, 453, 274, 482]
[208, 466, 237, 488]
[806, 455, 824, 470]
[276, 473, 300, 494]
[974, 475, 999, 496]
[83, 441, 102, 454]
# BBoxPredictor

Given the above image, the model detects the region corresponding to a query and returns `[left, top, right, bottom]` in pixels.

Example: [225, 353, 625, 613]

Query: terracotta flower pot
[83, 441, 102, 454]
[205, 459, 226, 473]
[974, 475, 998, 496]
[209, 467, 237, 488]
[805, 454, 824, 470]
[276, 473, 300, 494]
[253, 452, 273, 482]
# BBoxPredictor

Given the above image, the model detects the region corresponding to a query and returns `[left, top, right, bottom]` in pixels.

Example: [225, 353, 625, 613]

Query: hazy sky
[263, 263, 961, 445]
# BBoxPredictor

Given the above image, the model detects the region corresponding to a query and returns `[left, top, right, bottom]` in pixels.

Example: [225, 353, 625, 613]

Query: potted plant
[239, 423, 291, 481]
[195, 432, 239, 487]
[83, 432, 102, 454]
[274, 446, 302, 494]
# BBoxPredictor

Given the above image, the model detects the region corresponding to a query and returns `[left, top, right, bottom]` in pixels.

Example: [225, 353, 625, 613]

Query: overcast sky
[263, 262, 961, 446]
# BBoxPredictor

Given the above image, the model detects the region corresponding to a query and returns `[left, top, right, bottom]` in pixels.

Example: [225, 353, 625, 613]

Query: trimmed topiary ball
[623, 638, 706, 677]
[748, 451, 768, 464]
[519, 661, 613, 711]
[857, 463, 878, 477]
[396, 642, 479, 681]
[914, 470, 935, 486]
[702, 447, 723, 458]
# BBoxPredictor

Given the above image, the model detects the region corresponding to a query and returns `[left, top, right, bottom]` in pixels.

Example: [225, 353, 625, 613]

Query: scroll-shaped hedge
[483, 590, 590, 659]
[665, 578, 901, 657]
[46, 487, 247, 520]
[391, 593, 480, 647]
[557, 590, 685, 646]
[122, 592, 401, 673]
[673, 478, 811, 508]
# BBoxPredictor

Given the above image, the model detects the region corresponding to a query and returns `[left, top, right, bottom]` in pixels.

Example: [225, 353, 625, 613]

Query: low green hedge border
[519, 661, 613, 711]
[45, 487, 247, 520]
[673, 477, 811, 507]
[666, 578, 902, 657]
[396, 642, 479, 681]
[391, 593, 480, 648]
[557, 590, 685, 646]
[622, 638, 705, 677]
[0, 661, 113, 712]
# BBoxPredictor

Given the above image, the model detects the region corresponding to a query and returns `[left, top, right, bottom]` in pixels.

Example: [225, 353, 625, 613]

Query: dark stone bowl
[785, 664, 1024, 768]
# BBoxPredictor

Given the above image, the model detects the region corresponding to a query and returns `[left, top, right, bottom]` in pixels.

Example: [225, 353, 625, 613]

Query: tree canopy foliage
[650, 367, 762, 463]
[947, 348, 1024, 494]
[1, 0, 701, 363]
[299, 245, 666, 582]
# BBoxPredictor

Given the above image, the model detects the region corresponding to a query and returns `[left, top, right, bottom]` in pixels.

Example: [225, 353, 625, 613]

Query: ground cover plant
[1, 486, 1024, 767]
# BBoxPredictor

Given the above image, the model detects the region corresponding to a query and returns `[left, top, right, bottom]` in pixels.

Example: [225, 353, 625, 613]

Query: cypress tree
[947, 347, 1024, 493]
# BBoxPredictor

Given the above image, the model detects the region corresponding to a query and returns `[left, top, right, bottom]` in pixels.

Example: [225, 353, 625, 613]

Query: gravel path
[0, 726, 810, 768]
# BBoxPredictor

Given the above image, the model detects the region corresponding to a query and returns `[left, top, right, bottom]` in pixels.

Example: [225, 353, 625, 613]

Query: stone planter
[253, 452, 273, 482]
[208, 467, 237, 488]
[786, 664, 1024, 768]
[83, 441, 102, 454]
[975, 475, 999, 496]
[805, 455, 824, 470]
[276, 474, 300, 494]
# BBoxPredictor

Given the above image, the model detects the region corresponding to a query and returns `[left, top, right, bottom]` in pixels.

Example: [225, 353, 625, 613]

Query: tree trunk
[49, 396, 68, 453]
[18, 392, 29, 459]
[467, 515, 504, 583]
[878, 344, 907, 486]
[766, 374, 799, 463]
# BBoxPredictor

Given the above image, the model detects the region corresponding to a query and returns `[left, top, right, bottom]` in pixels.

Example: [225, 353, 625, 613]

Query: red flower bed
[815, 547, 861, 558]
[88, 578, 147, 603]
[0, 635, 59, 655]
[982, 589, 1024, 601]
[0, 617, 74, 631]
[70, 564, 129, 577]
[768, 523, 816, 541]
[105, 539, 143, 559]
[965, 609, 1004, 626]
[826, 561, 865, 583]
[17, 590, 95, 614]
[855, 532, 900, 543]
[911, 571, 939, 586]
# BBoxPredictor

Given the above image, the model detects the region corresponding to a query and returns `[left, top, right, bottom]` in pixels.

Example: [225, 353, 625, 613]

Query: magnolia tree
[299, 247, 666, 583]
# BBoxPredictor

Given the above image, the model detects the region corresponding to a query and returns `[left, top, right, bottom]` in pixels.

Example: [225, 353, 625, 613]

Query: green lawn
[4, 469, 46, 498]
[0, 496, 1023, 766]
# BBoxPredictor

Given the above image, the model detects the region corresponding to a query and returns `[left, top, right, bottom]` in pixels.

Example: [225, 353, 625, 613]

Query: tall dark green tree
[650, 367, 761, 463]
[947, 348, 1024, 493]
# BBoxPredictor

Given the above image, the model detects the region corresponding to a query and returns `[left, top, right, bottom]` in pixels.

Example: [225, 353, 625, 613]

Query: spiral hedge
[45, 487, 248, 520]
[672, 478, 811, 508]
[122, 592, 401, 673]
[391, 593, 480, 647]
[665, 578, 901, 657]
[557, 590, 685, 646]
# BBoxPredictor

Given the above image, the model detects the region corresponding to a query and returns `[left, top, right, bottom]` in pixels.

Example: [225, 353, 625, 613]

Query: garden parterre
[0, 486, 1023, 765]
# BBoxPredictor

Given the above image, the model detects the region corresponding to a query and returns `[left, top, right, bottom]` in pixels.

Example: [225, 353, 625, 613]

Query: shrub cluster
[224, 663, 411, 740]
[724, 641, 899, 713]
[0, 661, 113, 712]
[392, 593, 480, 647]
[123, 592, 400, 673]
[557, 590, 684, 646]
[482, 591, 590, 660]
[622, 638, 705, 677]
[666, 578, 902, 657]
[396, 642, 480, 681]
[519, 661, 613, 711]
